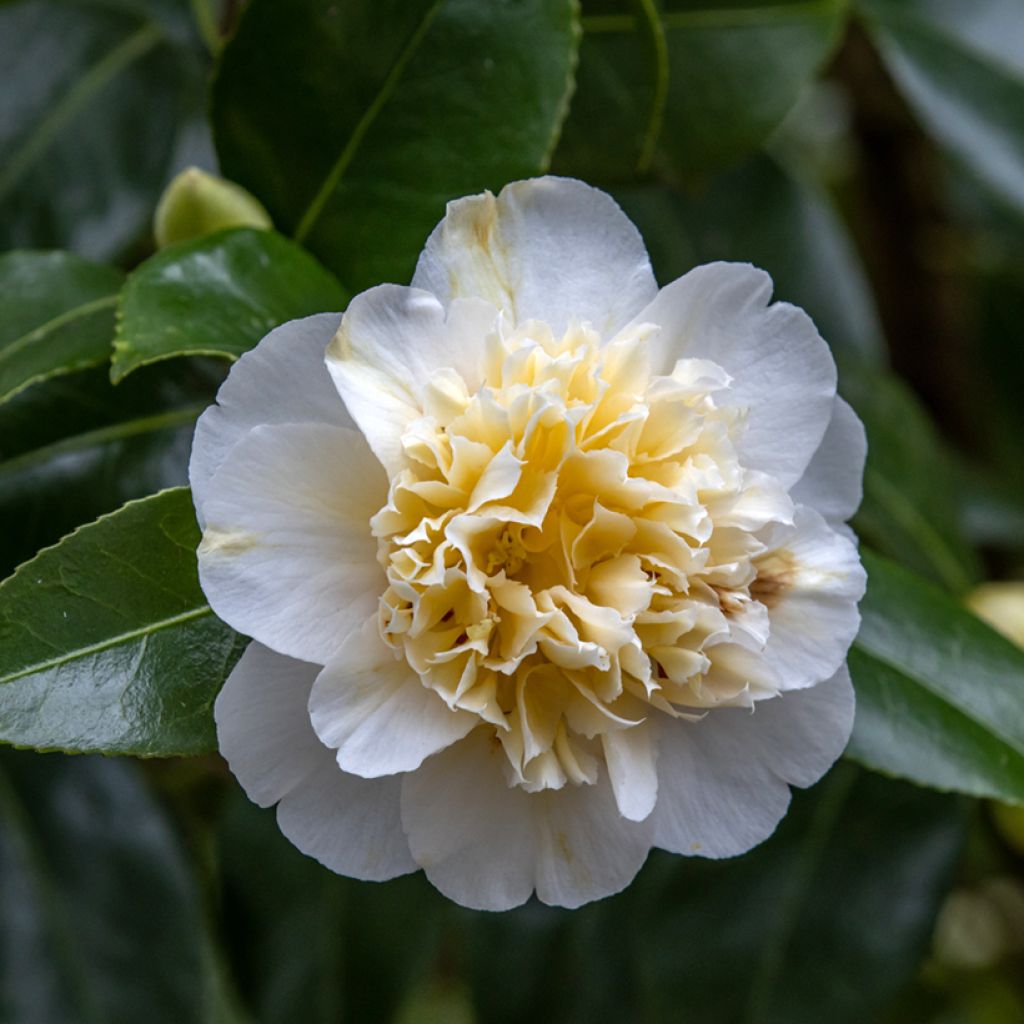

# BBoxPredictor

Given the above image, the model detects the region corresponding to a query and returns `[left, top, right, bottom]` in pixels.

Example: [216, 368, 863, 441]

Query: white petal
[325, 286, 498, 475]
[790, 397, 866, 524]
[412, 177, 658, 338]
[402, 730, 652, 910]
[198, 422, 386, 664]
[190, 313, 349, 525]
[215, 642, 416, 881]
[309, 617, 477, 778]
[402, 729, 538, 911]
[631, 263, 837, 487]
[602, 726, 659, 822]
[651, 667, 853, 858]
[277, 759, 417, 882]
[758, 506, 867, 691]
[651, 716, 791, 859]
[738, 664, 856, 788]
[214, 641, 324, 808]
[531, 778, 652, 908]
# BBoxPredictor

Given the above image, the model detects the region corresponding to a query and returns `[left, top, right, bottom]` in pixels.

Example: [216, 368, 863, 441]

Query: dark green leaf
[556, 0, 847, 182]
[0, 0, 208, 259]
[0, 251, 123, 405]
[0, 361, 220, 579]
[634, 767, 964, 1024]
[615, 155, 886, 366]
[845, 368, 981, 592]
[218, 796, 445, 1024]
[0, 488, 244, 757]
[859, 0, 1024, 216]
[0, 748, 216, 1023]
[212, 0, 579, 290]
[463, 767, 964, 1024]
[848, 550, 1024, 804]
[112, 228, 348, 381]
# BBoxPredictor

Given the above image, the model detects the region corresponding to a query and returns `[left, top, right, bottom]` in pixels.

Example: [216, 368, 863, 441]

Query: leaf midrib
[0, 23, 163, 203]
[293, 0, 445, 243]
[0, 403, 206, 482]
[582, 0, 842, 35]
[0, 605, 212, 687]
[0, 295, 117, 367]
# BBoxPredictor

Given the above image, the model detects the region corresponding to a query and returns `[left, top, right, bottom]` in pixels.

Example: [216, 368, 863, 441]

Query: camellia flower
[193, 177, 867, 910]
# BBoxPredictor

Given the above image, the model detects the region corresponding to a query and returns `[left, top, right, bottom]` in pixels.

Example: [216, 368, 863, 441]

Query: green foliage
[0, 748, 224, 1023]
[113, 228, 348, 380]
[859, 0, 1024, 215]
[212, 0, 580, 290]
[0, 0, 209, 259]
[219, 795, 446, 1024]
[0, 360, 219, 578]
[0, 251, 123, 404]
[556, 0, 848, 182]
[849, 551, 1024, 805]
[0, 488, 243, 756]
[3, 0, 1024, 1018]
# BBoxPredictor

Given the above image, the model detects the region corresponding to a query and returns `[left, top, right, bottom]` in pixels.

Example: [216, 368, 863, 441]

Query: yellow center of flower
[371, 318, 792, 792]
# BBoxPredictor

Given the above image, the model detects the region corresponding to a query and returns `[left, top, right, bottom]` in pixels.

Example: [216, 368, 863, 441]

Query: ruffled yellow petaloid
[371, 315, 794, 793]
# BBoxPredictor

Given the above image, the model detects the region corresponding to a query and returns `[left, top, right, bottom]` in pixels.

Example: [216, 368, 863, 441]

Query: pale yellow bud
[153, 167, 272, 249]
[966, 581, 1024, 648]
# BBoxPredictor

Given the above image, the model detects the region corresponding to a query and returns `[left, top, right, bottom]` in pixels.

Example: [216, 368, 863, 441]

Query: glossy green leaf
[0, 251, 123, 406]
[859, 0, 1024, 216]
[0, 360, 221, 579]
[848, 550, 1024, 804]
[0, 748, 218, 1023]
[0, 488, 244, 757]
[844, 368, 980, 592]
[218, 796, 445, 1024]
[556, 0, 847, 182]
[615, 155, 886, 366]
[0, 0, 208, 259]
[463, 767, 964, 1024]
[212, 0, 579, 290]
[112, 228, 348, 381]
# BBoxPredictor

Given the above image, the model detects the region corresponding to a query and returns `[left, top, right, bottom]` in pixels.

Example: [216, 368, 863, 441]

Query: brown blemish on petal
[555, 831, 574, 863]
[750, 550, 801, 609]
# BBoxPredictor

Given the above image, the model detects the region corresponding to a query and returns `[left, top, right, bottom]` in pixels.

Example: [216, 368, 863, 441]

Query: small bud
[966, 581, 1024, 648]
[153, 167, 272, 249]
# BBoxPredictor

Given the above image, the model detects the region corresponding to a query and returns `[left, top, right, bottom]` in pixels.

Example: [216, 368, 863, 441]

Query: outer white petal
[215, 642, 416, 881]
[790, 398, 867, 524]
[758, 505, 867, 691]
[326, 286, 498, 475]
[309, 617, 477, 778]
[651, 666, 854, 858]
[630, 263, 837, 487]
[402, 729, 537, 911]
[602, 726, 659, 822]
[412, 177, 658, 338]
[532, 777, 653, 909]
[402, 730, 652, 910]
[276, 760, 417, 882]
[215, 641, 325, 808]
[198, 422, 386, 664]
[190, 313, 349, 524]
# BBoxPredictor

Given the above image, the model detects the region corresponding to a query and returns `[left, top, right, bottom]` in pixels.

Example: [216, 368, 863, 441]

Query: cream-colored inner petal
[370, 316, 801, 795]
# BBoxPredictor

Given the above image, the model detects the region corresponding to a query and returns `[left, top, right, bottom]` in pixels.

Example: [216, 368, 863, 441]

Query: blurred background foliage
[2, 0, 1024, 1020]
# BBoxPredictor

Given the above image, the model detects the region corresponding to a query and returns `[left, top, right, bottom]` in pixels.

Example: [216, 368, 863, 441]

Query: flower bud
[966, 581, 1024, 648]
[153, 167, 272, 248]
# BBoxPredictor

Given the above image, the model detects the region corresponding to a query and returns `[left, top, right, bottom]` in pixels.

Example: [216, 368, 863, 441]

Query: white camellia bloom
[193, 177, 867, 910]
